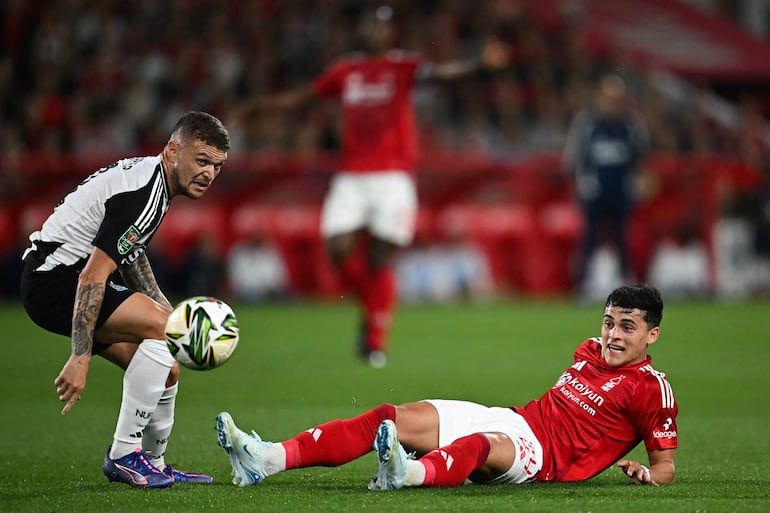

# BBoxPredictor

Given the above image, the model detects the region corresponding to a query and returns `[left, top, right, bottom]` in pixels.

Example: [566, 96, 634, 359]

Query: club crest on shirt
[601, 375, 626, 392]
[117, 225, 141, 255]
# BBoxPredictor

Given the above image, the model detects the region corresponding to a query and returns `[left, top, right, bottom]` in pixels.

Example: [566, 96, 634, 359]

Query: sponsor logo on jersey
[343, 72, 395, 105]
[653, 417, 677, 439]
[564, 375, 605, 407]
[118, 225, 141, 255]
[555, 370, 606, 416]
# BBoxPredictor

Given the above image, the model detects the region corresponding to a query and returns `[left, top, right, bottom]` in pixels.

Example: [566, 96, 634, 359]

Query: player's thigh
[394, 401, 441, 455]
[95, 292, 171, 344]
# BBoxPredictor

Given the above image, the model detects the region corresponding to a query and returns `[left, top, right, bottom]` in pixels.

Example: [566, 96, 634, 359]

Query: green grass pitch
[1, 298, 769, 512]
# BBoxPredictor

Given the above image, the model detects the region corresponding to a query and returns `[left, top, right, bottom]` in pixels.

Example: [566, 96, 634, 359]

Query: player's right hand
[54, 354, 90, 416]
[617, 459, 659, 486]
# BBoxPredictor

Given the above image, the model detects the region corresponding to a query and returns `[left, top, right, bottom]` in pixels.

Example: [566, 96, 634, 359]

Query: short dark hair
[170, 111, 230, 151]
[605, 284, 663, 328]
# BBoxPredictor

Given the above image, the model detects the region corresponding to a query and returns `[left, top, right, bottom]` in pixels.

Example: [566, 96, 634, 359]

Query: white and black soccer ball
[165, 296, 240, 370]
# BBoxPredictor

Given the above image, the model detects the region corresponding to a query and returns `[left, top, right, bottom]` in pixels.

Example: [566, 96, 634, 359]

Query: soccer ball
[165, 296, 240, 370]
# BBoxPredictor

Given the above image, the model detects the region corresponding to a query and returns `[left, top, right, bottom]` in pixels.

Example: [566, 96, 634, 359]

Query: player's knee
[326, 235, 356, 265]
[147, 305, 172, 339]
[472, 433, 517, 483]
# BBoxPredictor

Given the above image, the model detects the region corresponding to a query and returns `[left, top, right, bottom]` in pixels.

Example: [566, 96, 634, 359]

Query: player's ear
[164, 137, 183, 161]
[646, 326, 660, 346]
[166, 138, 179, 155]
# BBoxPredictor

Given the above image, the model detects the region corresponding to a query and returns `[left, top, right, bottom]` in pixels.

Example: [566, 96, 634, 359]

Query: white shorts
[321, 171, 417, 246]
[424, 399, 543, 484]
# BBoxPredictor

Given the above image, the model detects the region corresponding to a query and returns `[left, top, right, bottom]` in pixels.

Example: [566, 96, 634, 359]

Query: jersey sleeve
[313, 59, 349, 99]
[633, 373, 679, 451]
[93, 188, 152, 265]
[390, 51, 422, 86]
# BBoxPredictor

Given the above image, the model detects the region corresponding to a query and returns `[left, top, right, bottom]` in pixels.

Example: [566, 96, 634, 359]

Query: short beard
[169, 160, 191, 199]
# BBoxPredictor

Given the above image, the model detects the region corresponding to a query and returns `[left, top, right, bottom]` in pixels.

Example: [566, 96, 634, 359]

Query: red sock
[282, 404, 395, 469]
[362, 266, 396, 352]
[420, 434, 491, 487]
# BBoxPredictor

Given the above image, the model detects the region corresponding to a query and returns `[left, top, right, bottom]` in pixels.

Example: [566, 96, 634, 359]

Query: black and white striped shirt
[24, 155, 170, 272]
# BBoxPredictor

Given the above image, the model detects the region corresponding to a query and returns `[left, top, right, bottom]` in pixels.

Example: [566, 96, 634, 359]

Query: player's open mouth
[192, 180, 209, 192]
[607, 344, 625, 353]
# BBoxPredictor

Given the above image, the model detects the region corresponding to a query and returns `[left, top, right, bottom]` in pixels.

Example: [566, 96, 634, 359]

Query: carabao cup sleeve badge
[117, 225, 141, 255]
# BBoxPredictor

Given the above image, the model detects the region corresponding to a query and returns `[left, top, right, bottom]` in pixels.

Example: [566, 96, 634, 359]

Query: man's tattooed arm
[120, 252, 173, 310]
[71, 281, 105, 356]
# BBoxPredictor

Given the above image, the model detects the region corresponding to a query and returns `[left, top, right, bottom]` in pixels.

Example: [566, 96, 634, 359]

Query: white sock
[264, 443, 287, 476]
[142, 382, 178, 469]
[110, 339, 175, 460]
[403, 460, 426, 487]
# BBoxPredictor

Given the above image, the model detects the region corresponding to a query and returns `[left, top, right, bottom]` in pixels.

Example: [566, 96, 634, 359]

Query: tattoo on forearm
[72, 282, 105, 356]
[120, 254, 172, 309]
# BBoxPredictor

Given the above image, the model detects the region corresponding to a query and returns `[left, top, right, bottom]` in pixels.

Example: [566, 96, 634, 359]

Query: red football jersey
[313, 50, 422, 173]
[515, 338, 678, 482]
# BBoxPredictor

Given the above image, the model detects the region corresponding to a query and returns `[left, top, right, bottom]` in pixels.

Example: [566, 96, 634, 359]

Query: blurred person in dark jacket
[564, 74, 649, 299]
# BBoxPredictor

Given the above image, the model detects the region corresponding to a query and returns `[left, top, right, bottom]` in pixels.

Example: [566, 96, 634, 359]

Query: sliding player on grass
[216, 284, 677, 488]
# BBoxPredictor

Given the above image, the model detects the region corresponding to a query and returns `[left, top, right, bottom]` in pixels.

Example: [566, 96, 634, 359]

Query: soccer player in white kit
[21, 112, 230, 488]
[216, 284, 677, 488]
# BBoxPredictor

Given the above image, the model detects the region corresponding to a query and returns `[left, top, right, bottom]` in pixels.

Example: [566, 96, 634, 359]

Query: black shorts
[21, 253, 135, 354]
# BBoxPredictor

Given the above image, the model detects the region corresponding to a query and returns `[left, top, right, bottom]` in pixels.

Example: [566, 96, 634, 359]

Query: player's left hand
[618, 459, 659, 486]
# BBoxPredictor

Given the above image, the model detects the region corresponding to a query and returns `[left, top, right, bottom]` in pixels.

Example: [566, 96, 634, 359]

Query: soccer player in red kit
[216, 284, 678, 488]
[238, 6, 508, 367]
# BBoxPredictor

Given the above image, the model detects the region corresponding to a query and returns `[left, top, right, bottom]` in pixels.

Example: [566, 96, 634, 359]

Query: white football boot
[215, 411, 271, 486]
[368, 419, 411, 491]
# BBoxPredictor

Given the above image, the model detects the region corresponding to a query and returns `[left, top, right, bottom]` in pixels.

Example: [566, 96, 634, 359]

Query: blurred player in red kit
[238, 5, 508, 367]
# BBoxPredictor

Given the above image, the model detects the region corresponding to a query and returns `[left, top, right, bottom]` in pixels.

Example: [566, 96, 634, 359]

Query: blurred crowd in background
[2, 0, 770, 301]
[4, 0, 769, 159]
